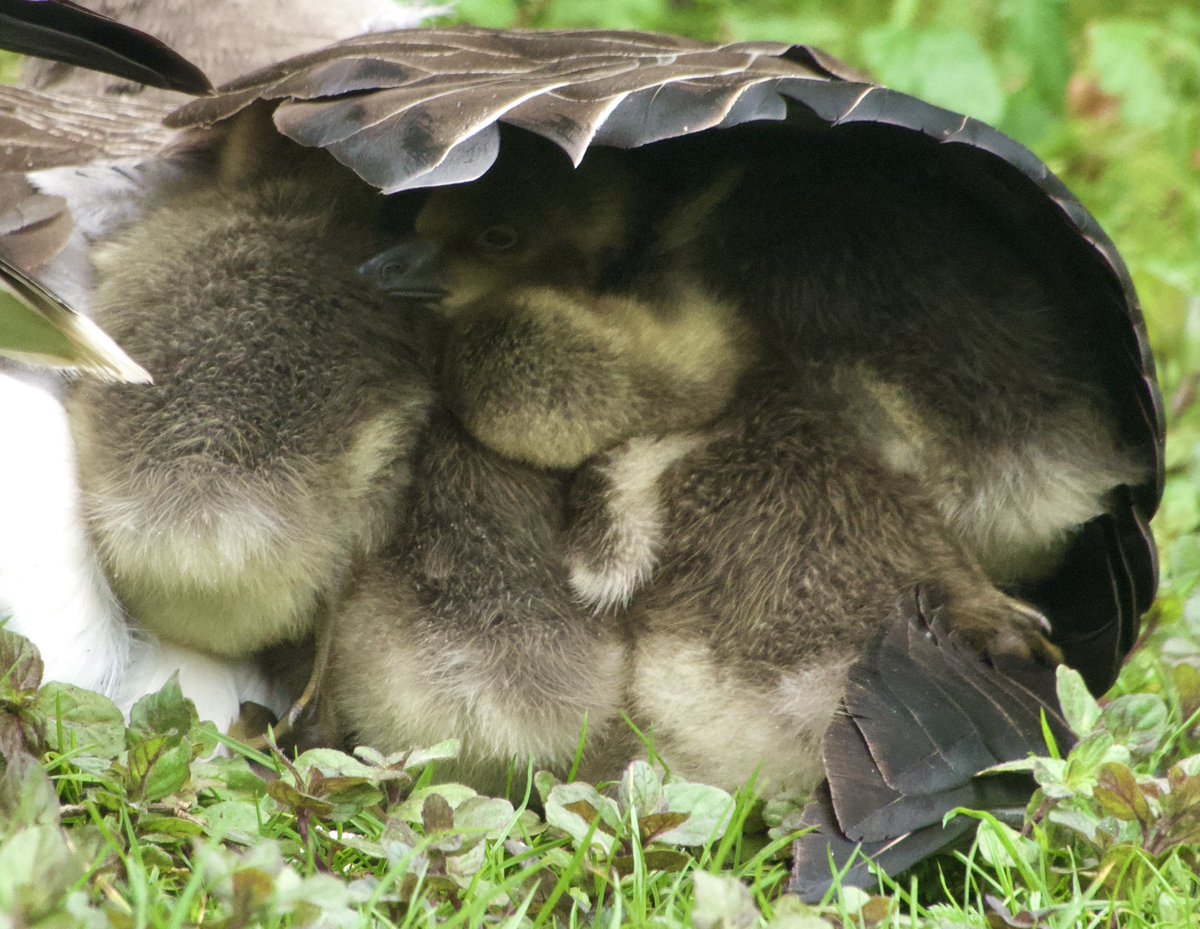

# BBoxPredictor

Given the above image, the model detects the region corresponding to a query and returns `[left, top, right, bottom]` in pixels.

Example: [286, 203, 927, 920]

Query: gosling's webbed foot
[939, 587, 1063, 666]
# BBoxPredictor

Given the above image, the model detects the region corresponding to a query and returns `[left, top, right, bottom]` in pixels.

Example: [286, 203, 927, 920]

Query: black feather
[0, 0, 211, 94]
[791, 591, 1073, 898]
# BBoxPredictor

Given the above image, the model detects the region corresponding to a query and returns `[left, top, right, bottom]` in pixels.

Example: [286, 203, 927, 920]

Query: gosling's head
[363, 134, 637, 311]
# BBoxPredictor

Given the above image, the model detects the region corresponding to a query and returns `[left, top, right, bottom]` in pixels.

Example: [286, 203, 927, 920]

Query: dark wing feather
[790, 776, 1031, 900]
[0, 0, 210, 94]
[1022, 513, 1141, 695]
[791, 591, 1072, 898]
[167, 28, 820, 192]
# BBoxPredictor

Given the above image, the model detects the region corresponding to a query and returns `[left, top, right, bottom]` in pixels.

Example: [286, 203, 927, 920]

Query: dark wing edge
[790, 590, 1073, 900]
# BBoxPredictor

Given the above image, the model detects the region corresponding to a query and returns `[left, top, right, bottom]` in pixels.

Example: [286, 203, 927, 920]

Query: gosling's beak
[358, 238, 447, 300]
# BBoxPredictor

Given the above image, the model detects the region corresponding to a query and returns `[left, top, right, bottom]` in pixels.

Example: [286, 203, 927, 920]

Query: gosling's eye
[477, 224, 519, 251]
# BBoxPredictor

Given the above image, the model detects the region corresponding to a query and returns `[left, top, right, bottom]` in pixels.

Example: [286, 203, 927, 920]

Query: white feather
[0, 366, 130, 697]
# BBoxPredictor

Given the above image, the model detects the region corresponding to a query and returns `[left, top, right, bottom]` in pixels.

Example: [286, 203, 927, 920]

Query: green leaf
[620, 760, 664, 818]
[294, 747, 378, 780]
[280, 874, 355, 916]
[1094, 762, 1152, 825]
[762, 791, 809, 842]
[1184, 595, 1200, 641]
[198, 798, 268, 844]
[265, 780, 334, 818]
[721, 10, 845, 49]
[1056, 665, 1102, 736]
[638, 811, 690, 845]
[192, 755, 267, 797]
[613, 846, 690, 876]
[1102, 693, 1169, 756]
[538, 0, 671, 32]
[316, 778, 382, 822]
[1064, 730, 1129, 797]
[1031, 756, 1071, 798]
[394, 783, 478, 823]
[36, 683, 125, 760]
[136, 812, 204, 839]
[404, 739, 461, 770]
[445, 840, 488, 885]
[974, 819, 1039, 871]
[127, 734, 167, 781]
[335, 831, 386, 859]
[534, 769, 560, 807]
[657, 781, 736, 845]
[451, 0, 519, 28]
[231, 867, 276, 913]
[378, 818, 423, 866]
[0, 750, 59, 829]
[1048, 806, 1102, 842]
[127, 673, 198, 745]
[836, 885, 874, 915]
[0, 825, 86, 919]
[1173, 663, 1200, 724]
[1088, 20, 1174, 128]
[140, 739, 193, 802]
[545, 781, 621, 853]
[999, 0, 1069, 105]
[0, 629, 43, 695]
[1162, 769, 1200, 845]
[422, 792, 455, 834]
[763, 895, 833, 929]
[452, 796, 516, 838]
[999, 87, 1059, 148]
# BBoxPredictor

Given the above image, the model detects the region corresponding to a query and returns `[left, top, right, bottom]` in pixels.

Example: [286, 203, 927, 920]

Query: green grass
[2, 0, 1199, 925]
[2, 648, 1198, 926]
[2, 592, 1199, 927]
